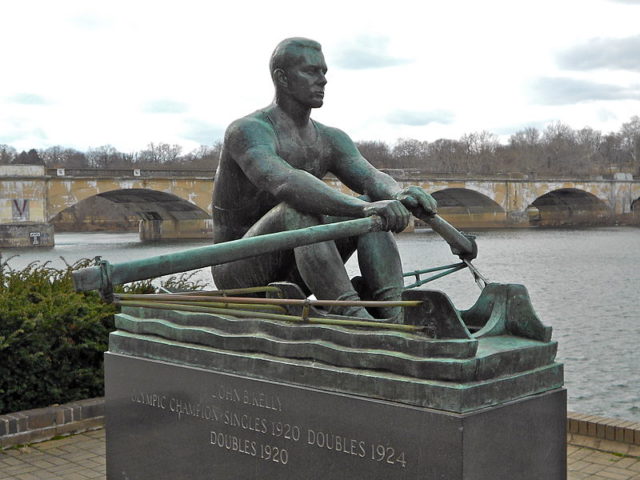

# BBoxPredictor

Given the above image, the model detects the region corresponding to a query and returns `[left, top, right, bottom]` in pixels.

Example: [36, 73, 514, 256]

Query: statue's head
[270, 37, 327, 108]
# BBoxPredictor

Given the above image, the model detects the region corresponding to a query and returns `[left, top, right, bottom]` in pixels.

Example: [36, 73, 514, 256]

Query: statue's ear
[273, 68, 288, 88]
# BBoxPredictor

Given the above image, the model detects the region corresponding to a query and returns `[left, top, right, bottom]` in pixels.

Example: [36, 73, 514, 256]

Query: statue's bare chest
[276, 134, 330, 178]
[265, 112, 331, 179]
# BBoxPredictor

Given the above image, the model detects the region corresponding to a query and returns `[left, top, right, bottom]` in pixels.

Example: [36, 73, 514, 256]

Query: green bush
[0, 258, 205, 415]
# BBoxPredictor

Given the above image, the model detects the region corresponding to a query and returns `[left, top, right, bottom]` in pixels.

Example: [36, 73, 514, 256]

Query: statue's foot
[335, 305, 376, 320]
[378, 307, 404, 324]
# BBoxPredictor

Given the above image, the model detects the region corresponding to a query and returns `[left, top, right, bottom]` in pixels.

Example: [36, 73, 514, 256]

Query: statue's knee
[282, 206, 322, 229]
[360, 230, 395, 246]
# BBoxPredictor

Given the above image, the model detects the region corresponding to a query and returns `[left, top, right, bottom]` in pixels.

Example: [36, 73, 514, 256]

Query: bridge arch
[49, 188, 210, 222]
[430, 187, 507, 228]
[527, 188, 612, 226]
[50, 188, 212, 240]
[45, 175, 213, 222]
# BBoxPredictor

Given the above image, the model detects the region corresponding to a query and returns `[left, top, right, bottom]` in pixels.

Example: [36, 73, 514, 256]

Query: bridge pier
[0, 223, 54, 247]
[139, 218, 213, 242]
[1, 165, 55, 247]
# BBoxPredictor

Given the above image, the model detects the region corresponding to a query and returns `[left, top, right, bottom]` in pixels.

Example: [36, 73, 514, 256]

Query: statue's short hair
[270, 37, 322, 81]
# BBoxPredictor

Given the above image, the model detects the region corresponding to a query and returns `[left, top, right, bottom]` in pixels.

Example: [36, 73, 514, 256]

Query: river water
[3, 227, 639, 422]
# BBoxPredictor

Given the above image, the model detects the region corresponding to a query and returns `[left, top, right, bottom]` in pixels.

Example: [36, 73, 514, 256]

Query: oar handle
[414, 211, 478, 260]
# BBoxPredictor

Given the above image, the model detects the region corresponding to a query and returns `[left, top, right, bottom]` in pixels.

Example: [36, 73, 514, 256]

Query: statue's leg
[211, 204, 296, 290]
[285, 209, 374, 320]
[212, 204, 373, 319]
[324, 196, 405, 322]
[355, 231, 405, 323]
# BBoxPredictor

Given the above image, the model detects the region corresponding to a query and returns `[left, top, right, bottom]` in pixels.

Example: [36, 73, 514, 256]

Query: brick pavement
[1, 428, 639, 479]
[0, 429, 104, 480]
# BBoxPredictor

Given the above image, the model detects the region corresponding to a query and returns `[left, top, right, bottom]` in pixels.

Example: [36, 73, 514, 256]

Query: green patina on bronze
[72, 37, 562, 409]
[73, 37, 479, 313]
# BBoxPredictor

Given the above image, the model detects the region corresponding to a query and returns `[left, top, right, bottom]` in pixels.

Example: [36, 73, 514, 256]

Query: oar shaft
[73, 216, 384, 292]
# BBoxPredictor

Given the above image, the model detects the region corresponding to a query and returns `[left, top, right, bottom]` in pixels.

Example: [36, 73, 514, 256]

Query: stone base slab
[106, 352, 567, 480]
[109, 331, 564, 414]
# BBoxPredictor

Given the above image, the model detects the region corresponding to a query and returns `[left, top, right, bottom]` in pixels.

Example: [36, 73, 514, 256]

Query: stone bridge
[1, 165, 638, 247]
[328, 171, 640, 229]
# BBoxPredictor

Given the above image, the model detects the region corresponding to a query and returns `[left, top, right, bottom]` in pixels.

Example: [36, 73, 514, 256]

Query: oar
[73, 216, 386, 295]
[72, 212, 482, 296]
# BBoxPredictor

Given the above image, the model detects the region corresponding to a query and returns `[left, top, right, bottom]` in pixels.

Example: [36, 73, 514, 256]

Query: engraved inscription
[210, 384, 282, 411]
[209, 431, 289, 465]
[130, 383, 408, 468]
[307, 429, 366, 457]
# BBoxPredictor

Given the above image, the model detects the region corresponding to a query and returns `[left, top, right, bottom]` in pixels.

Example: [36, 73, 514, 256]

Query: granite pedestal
[105, 352, 566, 480]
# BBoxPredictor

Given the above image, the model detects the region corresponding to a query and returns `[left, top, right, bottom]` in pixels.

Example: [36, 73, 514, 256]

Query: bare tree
[180, 142, 222, 170]
[509, 127, 541, 149]
[541, 122, 578, 174]
[392, 138, 429, 169]
[619, 116, 640, 170]
[14, 149, 44, 165]
[0, 145, 17, 164]
[40, 146, 90, 168]
[86, 145, 124, 168]
[355, 140, 393, 168]
[137, 142, 183, 165]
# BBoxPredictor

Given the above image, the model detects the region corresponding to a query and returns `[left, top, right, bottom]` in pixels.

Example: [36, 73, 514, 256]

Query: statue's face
[285, 49, 328, 108]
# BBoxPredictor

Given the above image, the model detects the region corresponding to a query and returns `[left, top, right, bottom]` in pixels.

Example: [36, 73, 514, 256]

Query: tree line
[358, 117, 640, 177]
[0, 142, 223, 171]
[1, 116, 639, 177]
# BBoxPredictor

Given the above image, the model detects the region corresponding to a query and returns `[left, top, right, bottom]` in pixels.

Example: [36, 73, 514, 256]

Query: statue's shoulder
[313, 120, 354, 149]
[225, 109, 275, 140]
[313, 119, 348, 139]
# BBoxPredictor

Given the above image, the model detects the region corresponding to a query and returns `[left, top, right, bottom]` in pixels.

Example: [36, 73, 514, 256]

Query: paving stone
[2, 427, 639, 480]
[581, 462, 609, 474]
[598, 470, 635, 480]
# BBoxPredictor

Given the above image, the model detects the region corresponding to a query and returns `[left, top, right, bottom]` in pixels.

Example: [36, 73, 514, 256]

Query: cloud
[142, 99, 189, 114]
[8, 93, 50, 105]
[332, 35, 412, 70]
[558, 35, 640, 71]
[597, 109, 619, 122]
[607, 0, 640, 4]
[530, 77, 640, 105]
[0, 121, 47, 145]
[182, 118, 224, 145]
[68, 13, 114, 30]
[386, 109, 454, 126]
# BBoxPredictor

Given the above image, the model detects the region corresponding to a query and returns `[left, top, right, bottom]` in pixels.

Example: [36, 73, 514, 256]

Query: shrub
[0, 258, 205, 414]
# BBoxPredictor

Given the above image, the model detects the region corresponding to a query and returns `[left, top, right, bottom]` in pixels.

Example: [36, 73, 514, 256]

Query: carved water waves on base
[109, 283, 563, 413]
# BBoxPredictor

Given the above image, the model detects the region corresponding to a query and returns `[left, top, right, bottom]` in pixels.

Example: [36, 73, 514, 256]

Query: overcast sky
[2, 0, 639, 154]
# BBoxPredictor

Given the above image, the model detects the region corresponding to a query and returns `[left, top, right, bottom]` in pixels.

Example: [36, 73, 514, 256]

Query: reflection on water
[2, 227, 639, 421]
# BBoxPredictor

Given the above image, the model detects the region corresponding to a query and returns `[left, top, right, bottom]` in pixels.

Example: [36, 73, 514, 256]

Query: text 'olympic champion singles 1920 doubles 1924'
[130, 383, 409, 469]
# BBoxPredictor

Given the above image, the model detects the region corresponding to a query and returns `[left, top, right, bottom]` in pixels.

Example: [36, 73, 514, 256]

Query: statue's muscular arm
[327, 127, 438, 216]
[225, 116, 371, 218]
